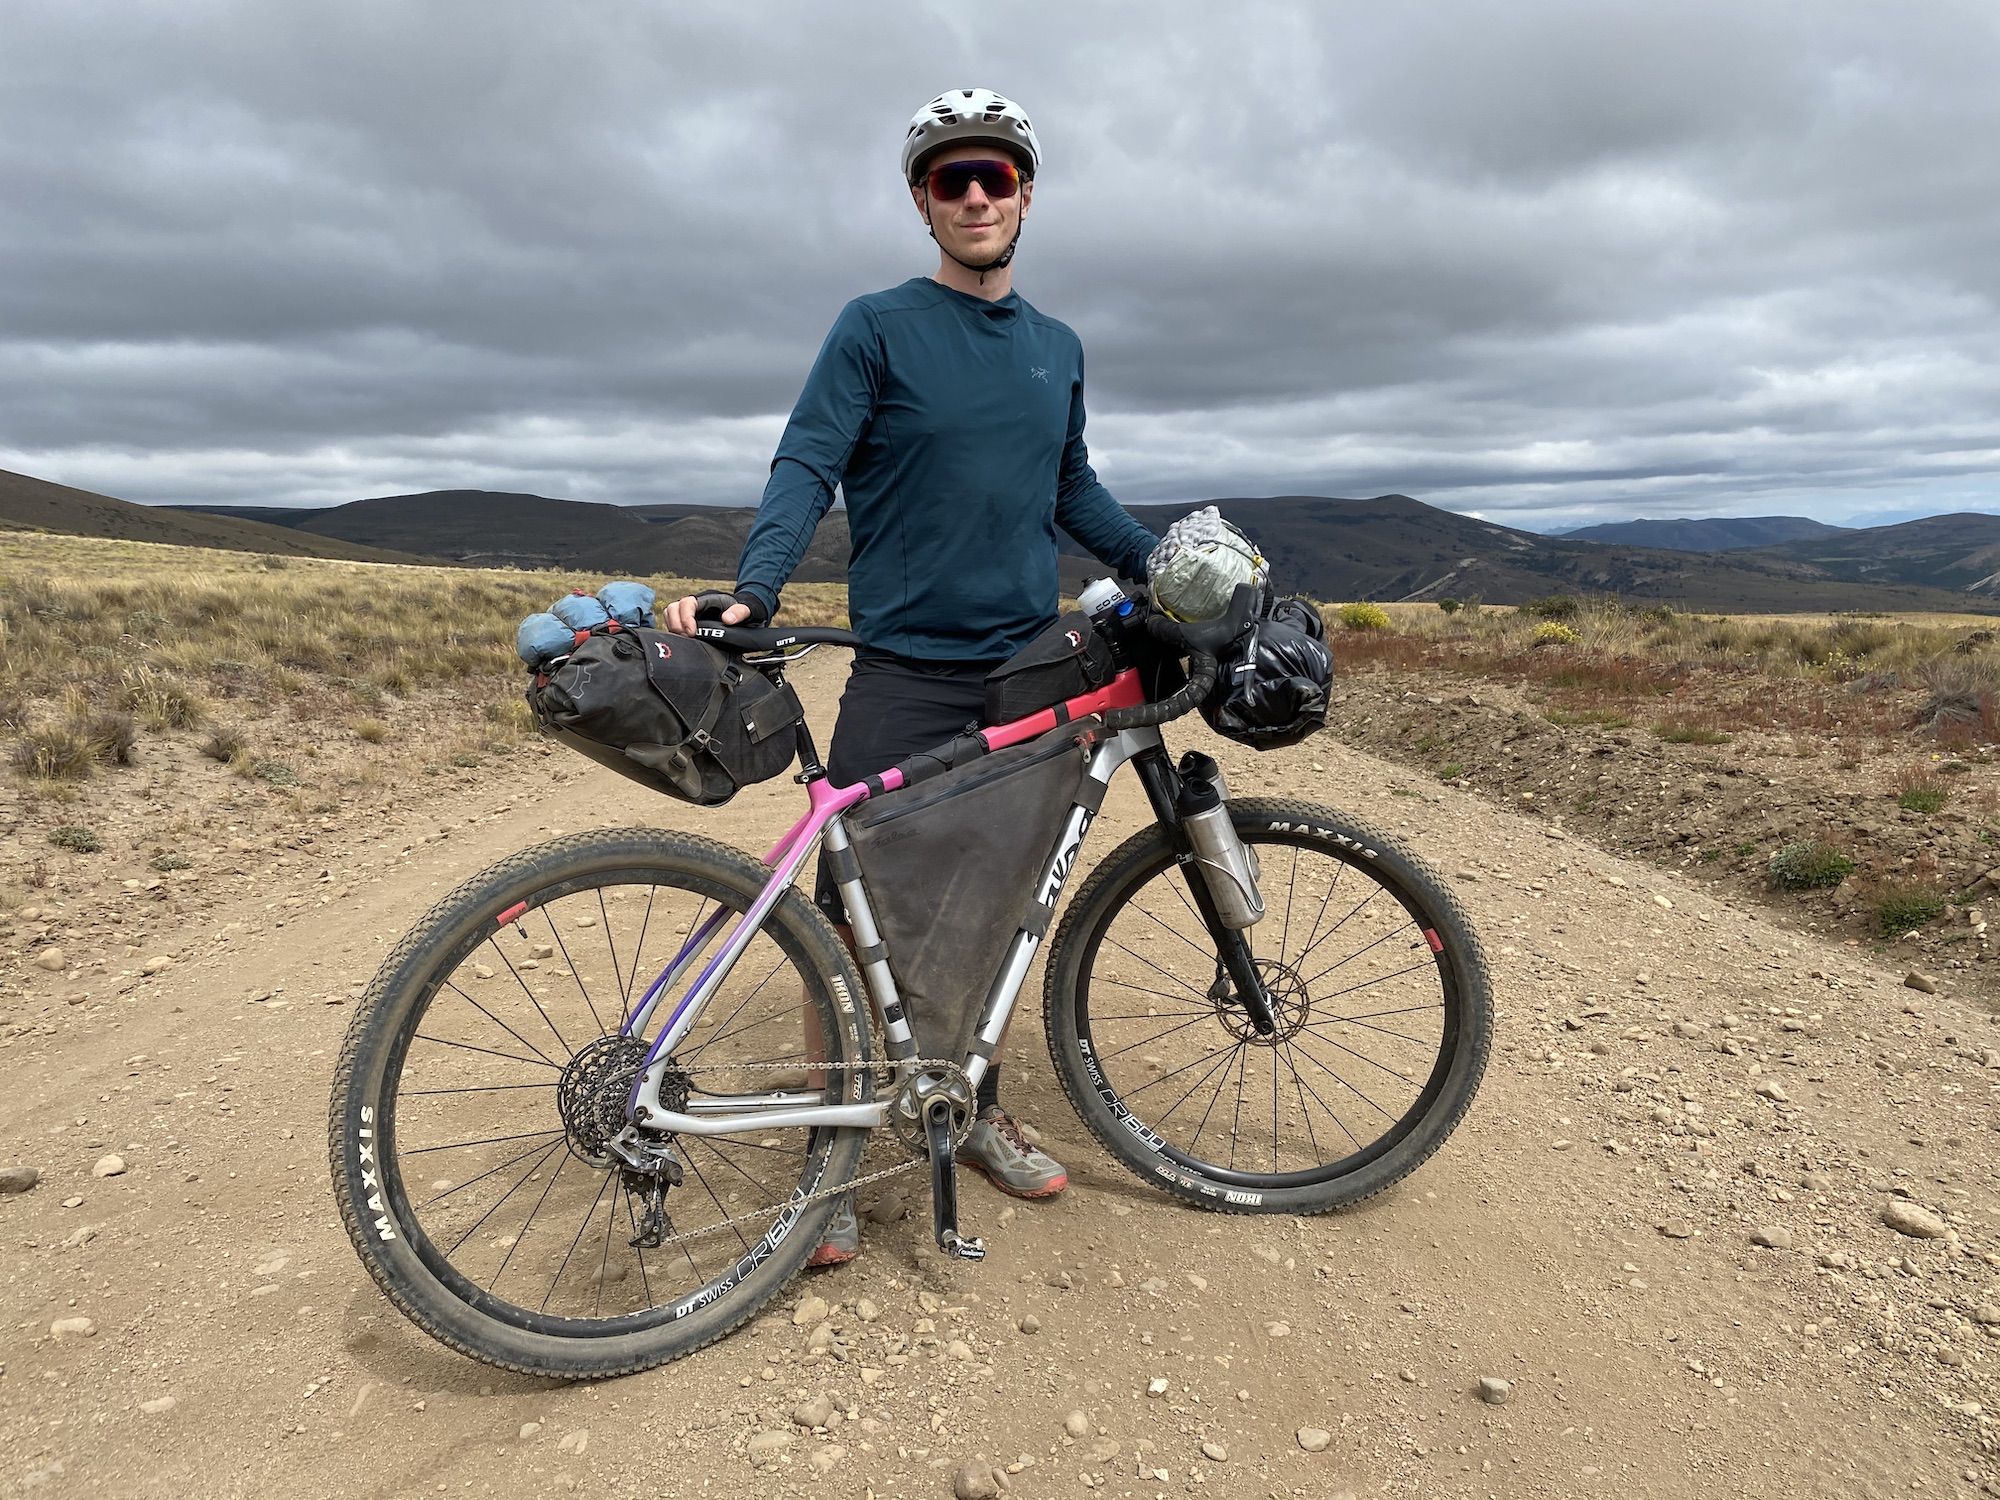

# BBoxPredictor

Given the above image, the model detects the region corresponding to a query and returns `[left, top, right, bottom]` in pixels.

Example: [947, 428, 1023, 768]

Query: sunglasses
[923, 158, 1023, 202]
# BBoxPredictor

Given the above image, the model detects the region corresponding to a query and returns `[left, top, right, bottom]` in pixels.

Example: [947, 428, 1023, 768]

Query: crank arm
[924, 1096, 984, 1261]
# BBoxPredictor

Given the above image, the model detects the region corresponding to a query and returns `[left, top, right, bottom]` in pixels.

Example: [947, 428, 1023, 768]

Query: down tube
[958, 728, 1155, 1088]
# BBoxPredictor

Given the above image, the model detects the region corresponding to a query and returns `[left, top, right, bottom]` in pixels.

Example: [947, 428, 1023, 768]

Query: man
[665, 88, 1157, 1264]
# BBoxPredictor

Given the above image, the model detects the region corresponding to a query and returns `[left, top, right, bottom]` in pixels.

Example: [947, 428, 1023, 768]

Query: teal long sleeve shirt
[734, 277, 1157, 661]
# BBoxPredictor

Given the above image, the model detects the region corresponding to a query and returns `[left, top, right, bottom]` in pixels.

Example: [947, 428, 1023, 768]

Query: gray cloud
[2, 0, 1997, 530]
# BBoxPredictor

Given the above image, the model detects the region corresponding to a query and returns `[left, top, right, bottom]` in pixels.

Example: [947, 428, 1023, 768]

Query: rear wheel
[328, 828, 869, 1378]
[1045, 798, 1490, 1215]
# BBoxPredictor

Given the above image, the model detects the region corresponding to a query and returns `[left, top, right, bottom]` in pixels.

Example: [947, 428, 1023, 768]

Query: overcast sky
[3, 0, 1997, 531]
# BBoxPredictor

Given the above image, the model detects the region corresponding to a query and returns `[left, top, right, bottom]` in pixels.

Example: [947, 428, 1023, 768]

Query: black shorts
[813, 650, 998, 924]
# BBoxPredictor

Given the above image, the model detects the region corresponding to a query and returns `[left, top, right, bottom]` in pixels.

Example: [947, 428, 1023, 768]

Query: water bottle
[1175, 751, 1264, 928]
[1079, 578, 1138, 666]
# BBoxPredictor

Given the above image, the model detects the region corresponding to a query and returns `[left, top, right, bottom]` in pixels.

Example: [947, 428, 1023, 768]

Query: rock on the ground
[0, 1165, 39, 1194]
[139, 1396, 177, 1415]
[747, 1429, 794, 1462]
[1903, 971, 1938, 994]
[1297, 1427, 1332, 1453]
[1882, 1199, 1949, 1240]
[50, 1316, 96, 1338]
[33, 948, 66, 971]
[141, 956, 172, 975]
[1063, 1410, 1091, 1439]
[953, 1458, 1002, 1500]
[1478, 1377, 1513, 1405]
[92, 1154, 127, 1179]
[1017, 1313, 1040, 1334]
[1146, 1378, 1169, 1397]
[791, 1293, 830, 1327]
[1200, 1440, 1228, 1462]
[792, 1394, 833, 1429]
[1750, 1225, 1794, 1250]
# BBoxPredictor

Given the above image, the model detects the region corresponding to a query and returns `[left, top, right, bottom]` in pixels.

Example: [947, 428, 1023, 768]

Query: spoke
[412, 1032, 560, 1070]
[489, 1150, 568, 1291]
[421, 1135, 570, 1209]
[1154, 1045, 1245, 1124]
[487, 939, 573, 1059]
[681, 1150, 754, 1255]
[1269, 1046, 1280, 1174]
[405, 1128, 565, 1156]
[1278, 847, 1300, 966]
[430, 986, 561, 1068]
[1093, 975, 1213, 1011]
[1332, 1001, 1446, 1023]
[1281, 1042, 1363, 1151]
[1101, 935, 1211, 1002]
[1096, 1011, 1220, 1061]
[404, 1081, 555, 1097]
[593, 1173, 619, 1318]
[680, 951, 787, 1062]
[621, 886, 659, 1027]
[621, 1184, 656, 1310]
[598, 889, 624, 1018]
[1290, 1036, 1398, 1122]
[1083, 1009, 1215, 1022]
[1121, 1038, 1241, 1099]
[1277, 1042, 1329, 1161]
[686, 1135, 783, 1210]
[1296, 1027, 1423, 1088]
[542, 909, 608, 1039]
[1166, 868, 1206, 928]
[1127, 893, 1226, 970]
[1308, 1014, 1435, 1046]
[1227, 1045, 1251, 1171]
[1295, 859, 1347, 966]
[1306, 957, 1438, 1004]
[1188, 1042, 1247, 1154]
[1294, 887, 1389, 973]
[445, 1138, 566, 1255]
[541, 1168, 615, 1312]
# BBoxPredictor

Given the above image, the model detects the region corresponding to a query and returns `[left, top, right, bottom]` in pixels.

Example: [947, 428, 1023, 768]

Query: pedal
[923, 1094, 979, 1260]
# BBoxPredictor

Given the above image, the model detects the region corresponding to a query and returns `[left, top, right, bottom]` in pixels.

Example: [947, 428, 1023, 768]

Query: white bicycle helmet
[902, 88, 1041, 184]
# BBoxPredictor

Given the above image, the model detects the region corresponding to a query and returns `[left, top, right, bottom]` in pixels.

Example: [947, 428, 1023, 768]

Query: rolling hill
[1554, 515, 1850, 551]
[0, 469, 433, 565]
[1743, 512, 2000, 596]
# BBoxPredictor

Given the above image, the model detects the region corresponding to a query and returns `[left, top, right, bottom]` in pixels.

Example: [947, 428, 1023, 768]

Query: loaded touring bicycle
[330, 580, 1491, 1377]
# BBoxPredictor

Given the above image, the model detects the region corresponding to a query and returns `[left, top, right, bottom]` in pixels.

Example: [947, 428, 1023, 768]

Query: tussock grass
[1768, 840, 1855, 891]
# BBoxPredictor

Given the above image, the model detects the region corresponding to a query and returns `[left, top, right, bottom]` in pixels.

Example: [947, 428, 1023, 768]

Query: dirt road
[2, 653, 1996, 1498]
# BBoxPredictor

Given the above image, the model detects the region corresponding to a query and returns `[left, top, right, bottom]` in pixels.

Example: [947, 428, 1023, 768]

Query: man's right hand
[662, 590, 765, 635]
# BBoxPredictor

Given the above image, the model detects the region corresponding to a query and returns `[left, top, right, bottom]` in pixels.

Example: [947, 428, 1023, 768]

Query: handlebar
[692, 622, 862, 653]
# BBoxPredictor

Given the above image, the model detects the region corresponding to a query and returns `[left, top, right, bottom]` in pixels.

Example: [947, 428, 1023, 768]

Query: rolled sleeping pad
[550, 593, 611, 632]
[515, 612, 577, 669]
[597, 580, 656, 628]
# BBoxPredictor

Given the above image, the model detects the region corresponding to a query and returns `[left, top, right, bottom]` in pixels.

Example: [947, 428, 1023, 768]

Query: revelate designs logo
[654, 641, 673, 660]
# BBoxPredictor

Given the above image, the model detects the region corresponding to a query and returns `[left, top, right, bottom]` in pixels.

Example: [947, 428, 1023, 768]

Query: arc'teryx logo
[1029, 366, 1048, 382]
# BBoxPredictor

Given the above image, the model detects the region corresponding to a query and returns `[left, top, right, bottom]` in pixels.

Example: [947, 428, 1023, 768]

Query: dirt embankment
[0, 652, 1996, 1499]
[1324, 670, 2000, 1012]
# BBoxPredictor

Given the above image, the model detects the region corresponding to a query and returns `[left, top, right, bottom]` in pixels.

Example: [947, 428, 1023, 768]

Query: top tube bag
[844, 732, 1091, 1062]
[981, 612, 1117, 725]
[529, 628, 802, 807]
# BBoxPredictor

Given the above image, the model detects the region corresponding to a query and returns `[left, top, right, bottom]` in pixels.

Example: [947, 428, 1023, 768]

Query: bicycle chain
[622, 1057, 962, 1254]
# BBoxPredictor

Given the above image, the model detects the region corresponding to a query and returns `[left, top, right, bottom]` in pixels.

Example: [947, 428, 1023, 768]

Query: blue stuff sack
[551, 592, 611, 632]
[516, 612, 576, 669]
[597, 580, 655, 628]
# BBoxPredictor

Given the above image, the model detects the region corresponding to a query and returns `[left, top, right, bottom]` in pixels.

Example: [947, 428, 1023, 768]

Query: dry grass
[1, 532, 853, 784]
[1327, 596, 1998, 744]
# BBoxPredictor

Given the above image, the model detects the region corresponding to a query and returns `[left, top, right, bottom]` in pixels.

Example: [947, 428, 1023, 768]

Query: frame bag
[845, 733, 1091, 1061]
[528, 628, 802, 806]
[982, 612, 1117, 725]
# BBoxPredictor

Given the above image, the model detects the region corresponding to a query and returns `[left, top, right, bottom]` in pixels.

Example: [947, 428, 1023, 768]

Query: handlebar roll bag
[1199, 597, 1332, 751]
[845, 733, 1090, 1061]
[528, 627, 801, 806]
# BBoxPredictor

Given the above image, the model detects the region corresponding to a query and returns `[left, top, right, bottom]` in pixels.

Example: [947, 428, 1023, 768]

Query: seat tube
[821, 815, 917, 1060]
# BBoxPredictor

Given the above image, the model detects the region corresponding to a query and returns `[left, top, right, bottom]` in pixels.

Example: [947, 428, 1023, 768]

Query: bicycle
[328, 584, 1492, 1377]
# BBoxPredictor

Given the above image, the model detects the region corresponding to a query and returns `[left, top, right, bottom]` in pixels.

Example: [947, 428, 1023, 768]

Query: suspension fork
[1130, 745, 1277, 1036]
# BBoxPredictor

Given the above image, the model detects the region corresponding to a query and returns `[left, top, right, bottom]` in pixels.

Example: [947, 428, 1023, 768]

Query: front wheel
[1044, 798, 1491, 1215]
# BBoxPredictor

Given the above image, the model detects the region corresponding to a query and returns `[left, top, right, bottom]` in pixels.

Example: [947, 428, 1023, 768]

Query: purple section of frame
[632, 770, 900, 1064]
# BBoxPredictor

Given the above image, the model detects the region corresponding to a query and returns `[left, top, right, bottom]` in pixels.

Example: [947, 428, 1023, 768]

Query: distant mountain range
[6, 466, 1996, 614]
[1552, 515, 1850, 551]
